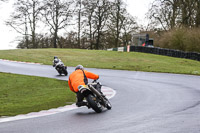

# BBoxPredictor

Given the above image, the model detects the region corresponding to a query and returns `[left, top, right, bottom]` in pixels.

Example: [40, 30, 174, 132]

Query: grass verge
[0, 48, 200, 75]
[0, 72, 75, 117]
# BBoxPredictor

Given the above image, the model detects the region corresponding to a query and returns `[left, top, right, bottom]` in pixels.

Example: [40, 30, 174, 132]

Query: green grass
[0, 48, 200, 75]
[0, 72, 75, 117]
[0, 48, 200, 116]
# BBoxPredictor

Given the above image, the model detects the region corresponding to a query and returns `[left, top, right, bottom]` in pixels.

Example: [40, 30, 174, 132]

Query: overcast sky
[0, 0, 154, 50]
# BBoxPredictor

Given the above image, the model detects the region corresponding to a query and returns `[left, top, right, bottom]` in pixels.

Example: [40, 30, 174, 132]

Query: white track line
[0, 87, 116, 123]
[0, 59, 116, 123]
[0, 59, 42, 65]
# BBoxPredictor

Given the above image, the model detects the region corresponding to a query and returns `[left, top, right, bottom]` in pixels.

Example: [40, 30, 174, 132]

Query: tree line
[147, 0, 200, 30]
[145, 0, 200, 53]
[5, 0, 138, 49]
[3, 0, 200, 52]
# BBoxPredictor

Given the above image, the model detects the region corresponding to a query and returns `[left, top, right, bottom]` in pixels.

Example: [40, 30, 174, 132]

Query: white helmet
[54, 58, 59, 63]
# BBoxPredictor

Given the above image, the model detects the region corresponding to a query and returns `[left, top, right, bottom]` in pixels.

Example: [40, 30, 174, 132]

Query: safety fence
[107, 46, 200, 61]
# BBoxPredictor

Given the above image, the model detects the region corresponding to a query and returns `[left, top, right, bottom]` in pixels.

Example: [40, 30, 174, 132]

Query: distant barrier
[107, 45, 200, 61]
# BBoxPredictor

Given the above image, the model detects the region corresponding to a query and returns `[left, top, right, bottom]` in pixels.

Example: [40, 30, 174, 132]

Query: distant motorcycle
[53, 56, 68, 76]
[78, 80, 112, 113]
[54, 62, 68, 76]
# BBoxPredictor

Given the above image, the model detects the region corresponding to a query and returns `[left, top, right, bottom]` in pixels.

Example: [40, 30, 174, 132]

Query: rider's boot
[76, 101, 90, 108]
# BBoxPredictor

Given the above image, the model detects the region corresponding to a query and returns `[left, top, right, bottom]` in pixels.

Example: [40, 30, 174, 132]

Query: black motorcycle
[54, 63, 68, 76]
[78, 80, 112, 113]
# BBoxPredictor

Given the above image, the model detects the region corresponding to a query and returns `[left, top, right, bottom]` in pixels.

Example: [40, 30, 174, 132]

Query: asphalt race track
[0, 59, 200, 133]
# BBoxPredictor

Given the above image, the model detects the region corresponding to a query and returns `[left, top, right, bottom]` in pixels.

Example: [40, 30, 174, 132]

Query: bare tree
[109, 0, 127, 47]
[94, 0, 110, 49]
[83, 0, 110, 49]
[76, 0, 82, 48]
[195, 0, 200, 27]
[147, 0, 200, 30]
[42, 0, 74, 48]
[6, 0, 43, 48]
[121, 12, 138, 46]
[180, 0, 196, 27]
[82, 0, 138, 49]
[147, 0, 180, 30]
[8, 0, 141, 49]
[82, 0, 98, 49]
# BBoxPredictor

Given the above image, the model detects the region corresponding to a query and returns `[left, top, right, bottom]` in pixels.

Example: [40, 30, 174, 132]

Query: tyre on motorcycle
[105, 98, 112, 110]
[63, 66, 68, 76]
[86, 94, 103, 113]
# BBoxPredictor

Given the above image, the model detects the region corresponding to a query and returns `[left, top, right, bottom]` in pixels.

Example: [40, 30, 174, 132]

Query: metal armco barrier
[130, 46, 200, 61]
[107, 46, 200, 61]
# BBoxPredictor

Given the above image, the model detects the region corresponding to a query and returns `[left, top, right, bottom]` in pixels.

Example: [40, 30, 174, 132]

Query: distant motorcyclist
[68, 65, 99, 107]
[53, 56, 63, 68]
[53, 56, 68, 76]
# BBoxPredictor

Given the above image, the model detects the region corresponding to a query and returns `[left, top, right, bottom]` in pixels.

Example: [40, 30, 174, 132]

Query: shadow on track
[75, 110, 108, 116]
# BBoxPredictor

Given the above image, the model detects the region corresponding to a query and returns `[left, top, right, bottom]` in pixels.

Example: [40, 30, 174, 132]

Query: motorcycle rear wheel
[86, 94, 102, 113]
[58, 72, 62, 75]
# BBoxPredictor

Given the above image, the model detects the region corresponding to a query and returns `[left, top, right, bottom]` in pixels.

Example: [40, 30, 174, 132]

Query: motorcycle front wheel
[86, 94, 103, 113]
[63, 66, 68, 76]
[105, 99, 112, 110]
[64, 69, 68, 76]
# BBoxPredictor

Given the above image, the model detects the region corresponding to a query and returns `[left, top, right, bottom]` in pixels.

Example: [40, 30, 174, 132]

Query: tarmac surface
[0, 59, 200, 133]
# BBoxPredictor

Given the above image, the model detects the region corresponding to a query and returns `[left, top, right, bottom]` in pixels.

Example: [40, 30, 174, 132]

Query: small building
[131, 33, 154, 47]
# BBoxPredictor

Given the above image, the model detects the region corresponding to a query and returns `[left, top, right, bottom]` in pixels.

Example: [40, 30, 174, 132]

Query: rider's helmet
[54, 59, 59, 63]
[54, 56, 59, 63]
[75, 65, 84, 70]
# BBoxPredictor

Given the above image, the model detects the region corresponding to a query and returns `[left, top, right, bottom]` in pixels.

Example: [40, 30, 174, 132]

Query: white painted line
[0, 59, 116, 122]
[0, 86, 116, 123]
[0, 59, 42, 65]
